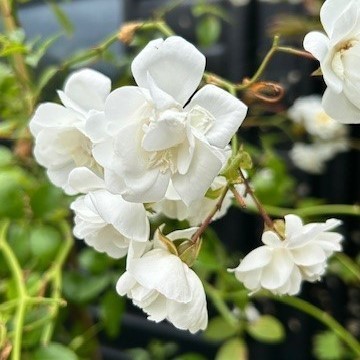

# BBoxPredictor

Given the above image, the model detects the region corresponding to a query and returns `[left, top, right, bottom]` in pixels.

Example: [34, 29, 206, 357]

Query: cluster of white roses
[288, 95, 349, 174]
[29, 0, 352, 332]
[30, 36, 249, 332]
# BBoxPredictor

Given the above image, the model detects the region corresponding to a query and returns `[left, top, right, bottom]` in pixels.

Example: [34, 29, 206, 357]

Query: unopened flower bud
[118, 22, 142, 44]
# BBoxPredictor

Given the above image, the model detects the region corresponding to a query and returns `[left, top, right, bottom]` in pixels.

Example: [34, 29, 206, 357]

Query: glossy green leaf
[246, 315, 285, 343]
[313, 331, 344, 360]
[215, 338, 247, 360]
[204, 316, 238, 341]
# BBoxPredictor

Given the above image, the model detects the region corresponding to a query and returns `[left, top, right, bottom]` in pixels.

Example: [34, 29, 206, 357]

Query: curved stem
[0, 221, 27, 360]
[334, 253, 360, 282]
[262, 204, 360, 218]
[269, 295, 360, 357]
[41, 221, 73, 345]
[204, 282, 238, 328]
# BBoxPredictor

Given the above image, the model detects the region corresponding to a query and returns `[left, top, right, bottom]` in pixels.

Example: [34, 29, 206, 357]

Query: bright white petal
[172, 138, 223, 206]
[322, 88, 360, 124]
[128, 249, 192, 302]
[320, 0, 353, 36]
[167, 268, 208, 333]
[116, 272, 137, 296]
[29, 103, 79, 136]
[261, 249, 294, 290]
[284, 214, 303, 239]
[262, 231, 282, 247]
[186, 85, 247, 149]
[68, 167, 104, 193]
[60, 68, 111, 113]
[290, 244, 326, 266]
[131, 36, 205, 106]
[303, 31, 329, 62]
[231, 246, 272, 272]
[105, 86, 149, 130]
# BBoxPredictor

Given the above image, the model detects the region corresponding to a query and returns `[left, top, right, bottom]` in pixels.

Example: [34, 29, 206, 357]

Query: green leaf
[204, 316, 238, 341]
[34, 342, 78, 360]
[30, 183, 65, 219]
[79, 248, 113, 274]
[0, 172, 26, 218]
[215, 338, 247, 360]
[29, 225, 62, 269]
[173, 354, 207, 360]
[0, 146, 13, 167]
[63, 271, 110, 303]
[7, 222, 31, 265]
[196, 15, 221, 48]
[100, 290, 125, 338]
[36, 66, 58, 96]
[26, 34, 61, 67]
[47, 1, 74, 36]
[246, 315, 285, 343]
[313, 331, 345, 360]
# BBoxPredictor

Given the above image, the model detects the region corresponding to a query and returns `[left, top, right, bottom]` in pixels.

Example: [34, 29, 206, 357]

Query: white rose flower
[93, 36, 248, 205]
[290, 141, 348, 174]
[116, 228, 208, 333]
[303, 0, 360, 124]
[152, 176, 250, 226]
[288, 95, 348, 140]
[229, 214, 342, 295]
[30, 68, 111, 194]
[71, 189, 149, 259]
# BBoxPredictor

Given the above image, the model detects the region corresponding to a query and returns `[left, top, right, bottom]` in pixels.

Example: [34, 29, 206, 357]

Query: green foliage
[246, 315, 285, 343]
[215, 338, 247, 360]
[62, 271, 110, 303]
[29, 225, 62, 269]
[196, 15, 222, 48]
[204, 316, 239, 341]
[313, 331, 345, 360]
[47, 1, 74, 36]
[33, 342, 78, 360]
[100, 290, 125, 338]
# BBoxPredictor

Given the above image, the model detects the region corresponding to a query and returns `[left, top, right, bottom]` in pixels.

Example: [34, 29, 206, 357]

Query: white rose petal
[71, 190, 149, 259]
[304, 0, 360, 123]
[116, 228, 208, 333]
[229, 214, 343, 295]
[30, 68, 111, 194]
[94, 36, 247, 205]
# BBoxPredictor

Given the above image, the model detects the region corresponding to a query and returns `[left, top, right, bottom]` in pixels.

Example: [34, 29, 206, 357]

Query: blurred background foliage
[0, 0, 359, 359]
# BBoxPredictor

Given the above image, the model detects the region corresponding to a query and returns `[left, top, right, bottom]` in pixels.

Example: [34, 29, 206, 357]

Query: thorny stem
[191, 185, 230, 244]
[268, 295, 360, 357]
[0, 221, 26, 360]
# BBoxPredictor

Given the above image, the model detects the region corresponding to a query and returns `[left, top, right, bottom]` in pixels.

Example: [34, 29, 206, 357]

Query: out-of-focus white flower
[290, 141, 348, 174]
[229, 214, 342, 295]
[71, 189, 149, 259]
[93, 36, 248, 205]
[152, 176, 249, 226]
[116, 227, 208, 333]
[304, 0, 360, 124]
[30, 69, 111, 194]
[288, 95, 348, 140]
